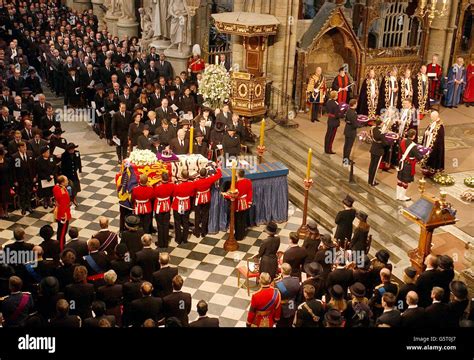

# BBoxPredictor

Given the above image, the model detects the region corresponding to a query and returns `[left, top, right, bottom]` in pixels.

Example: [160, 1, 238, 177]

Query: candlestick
[189, 126, 194, 154]
[230, 159, 237, 191]
[306, 148, 312, 179]
[259, 119, 265, 147]
[215, 55, 219, 64]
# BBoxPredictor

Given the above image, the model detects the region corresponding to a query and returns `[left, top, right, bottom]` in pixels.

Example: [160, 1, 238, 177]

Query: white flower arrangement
[128, 149, 158, 166]
[198, 64, 231, 109]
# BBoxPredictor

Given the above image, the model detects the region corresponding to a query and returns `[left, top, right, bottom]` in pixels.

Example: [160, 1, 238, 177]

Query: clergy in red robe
[463, 58, 474, 106]
[426, 54, 443, 99]
[331, 67, 351, 104]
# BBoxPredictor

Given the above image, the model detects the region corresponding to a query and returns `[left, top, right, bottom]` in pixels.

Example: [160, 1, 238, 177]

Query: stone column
[104, 4, 121, 37]
[91, 0, 106, 31]
[116, 1, 139, 39]
[72, 0, 91, 12]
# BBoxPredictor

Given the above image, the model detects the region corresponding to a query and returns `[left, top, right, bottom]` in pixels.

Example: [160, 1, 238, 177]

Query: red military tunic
[246, 286, 282, 327]
[193, 168, 222, 206]
[132, 185, 154, 214]
[235, 178, 253, 212]
[53, 185, 71, 221]
[153, 182, 175, 214]
[172, 180, 196, 213]
[427, 63, 442, 99]
[188, 56, 205, 74]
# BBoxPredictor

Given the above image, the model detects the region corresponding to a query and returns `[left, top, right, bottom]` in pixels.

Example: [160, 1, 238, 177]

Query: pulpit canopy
[211, 12, 279, 37]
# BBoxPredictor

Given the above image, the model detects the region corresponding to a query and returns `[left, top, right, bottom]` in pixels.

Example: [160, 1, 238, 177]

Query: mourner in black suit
[60, 143, 82, 203]
[334, 195, 356, 246]
[134, 235, 160, 282]
[424, 287, 450, 328]
[64, 67, 82, 107]
[282, 233, 307, 280]
[152, 254, 179, 298]
[415, 255, 440, 308]
[169, 129, 189, 155]
[12, 143, 36, 214]
[65, 227, 89, 259]
[324, 91, 342, 154]
[189, 300, 219, 327]
[130, 282, 164, 327]
[222, 126, 241, 157]
[376, 293, 401, 327]
[368, 118, 389, 186]
[257, 222, 281, 280]
[343, 99, 359, 163]
[401, 291, 426, 327]
[111, 103, 132, 162]
[64, 267, 96, 319]
[163, 275, 192, 326]
[156, 55, 174, 80]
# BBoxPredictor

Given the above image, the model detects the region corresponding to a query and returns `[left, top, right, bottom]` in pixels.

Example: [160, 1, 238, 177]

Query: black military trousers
[343, 135, 356, 162]
[116, 143, 128, 162]
[119, 206, 133, 234]
[173, 210, 190, 244]
[17, 181, 32, 210]
[155, 211, 171, 248]
[194, 203, 210, 237]
[57, 220, 69, 251]
[139, 213, 153, 234]
[368, 154, 382, 185]
[235, 209, 249, 241]
[311, 103, 322, 121]
[324, 125, 339, 153]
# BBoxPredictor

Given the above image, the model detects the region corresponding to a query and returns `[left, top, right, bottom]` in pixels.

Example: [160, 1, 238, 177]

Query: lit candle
[189, 126, 194, 154]
[215, 55, 219, 64]
[259, 118, 265, 147]
[230, 160, 237, 192]
[306, 148, 312, 179]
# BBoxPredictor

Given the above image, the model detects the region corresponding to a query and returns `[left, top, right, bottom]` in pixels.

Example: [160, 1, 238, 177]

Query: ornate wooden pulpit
[211, 12, 279, 117]
[402, 192, 457, 274]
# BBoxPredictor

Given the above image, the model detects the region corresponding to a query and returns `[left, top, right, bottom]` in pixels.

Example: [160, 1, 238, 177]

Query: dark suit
[324, 99, 342, 153]
[129, 296, 164, 327]
[64, 239, 89, 259]
[28, 138, 48, 158]
[156, 60, 173, 80]
[121, 230, 144, 261]
[156, 106, 174, 122]
[376, 309, 401, 327]
[11, 151, 36, 211]
[64, 283, 95, 319]
[343, 108, 358, 161]
[397, 283, 418, 312]
[145, 119, 160, 135]
[170, 138, 189, 155]
[64, 74, 82, 106]
[152, 266, 179, 298]
[368, 125, 389, 185]
[135, 247, 160, 282]
[222, 134, 240, 157]
[334, 208, 356, 245]
[327, 267, 354, 295]
[111, 110, 132, 161]
[83, 314, 116, 327]
[425, 301, 449, 328]
[163, 291, 192, 326]
[50, 314, 82, 328]
[31, 102, 50, 127]
[258, 235, 281, 279]
[189, 316, 220, 327]
[401, 306, 426, 327]
[282, 246, 308, 280]
[157, 127, 176, 146]
[416, 269, 440, 308]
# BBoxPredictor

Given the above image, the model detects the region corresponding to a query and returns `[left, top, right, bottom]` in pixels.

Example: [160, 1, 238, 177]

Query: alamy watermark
[217, 153, 259, 173]
[0, 249, 37, 267]
[55, 106, 96, 124]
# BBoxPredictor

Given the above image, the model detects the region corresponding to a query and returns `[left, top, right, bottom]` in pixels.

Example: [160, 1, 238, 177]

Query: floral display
[464, 176, 474, 188]
[198, 64, 231, 109]
[432, 171, 455, 186]
[127, 149, 159, 166]
[460, 189, 474, 202]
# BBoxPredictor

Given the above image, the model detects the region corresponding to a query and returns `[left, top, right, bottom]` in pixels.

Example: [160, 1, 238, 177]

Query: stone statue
[152, 0, 170, 39]
[139, 7, 154, 40]
[167, 0, 191, 53]
[106, 0, 121, 17]
[118, 0, 135, 22]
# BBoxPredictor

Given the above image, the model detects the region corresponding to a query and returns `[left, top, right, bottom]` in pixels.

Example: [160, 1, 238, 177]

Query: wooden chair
[236, 256, 260, 296]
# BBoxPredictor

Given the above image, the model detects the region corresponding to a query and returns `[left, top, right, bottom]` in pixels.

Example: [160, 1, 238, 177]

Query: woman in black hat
[327, 284, 347, 313]
[302, 220, 321, 264]
[93, 83, 107, 138]
[222, 124, 241, 158]
[35, 145, 57, 208]
[256, 222, 281, 280]
[349, 211, 370, 253]
[447, 280, 469, 327]
[60, 143, 82, 206]
[345, 282, 372, 327]
[334, 194, 356, 247]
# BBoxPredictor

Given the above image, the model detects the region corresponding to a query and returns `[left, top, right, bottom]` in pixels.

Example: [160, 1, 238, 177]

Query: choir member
[357, 69, 378, 119]
[412, 65, 430, 116]
[420, 111, 444, 177]
[445, 57, 466, 108]
[377, 67, 399, 113]
[399, 68, 414, 103]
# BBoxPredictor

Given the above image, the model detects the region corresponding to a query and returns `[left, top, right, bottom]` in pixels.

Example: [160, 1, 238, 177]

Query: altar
[208, 162, 289, 234]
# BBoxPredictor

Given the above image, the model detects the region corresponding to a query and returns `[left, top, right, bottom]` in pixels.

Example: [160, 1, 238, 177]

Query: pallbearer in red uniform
[246, 272, 282, 327]
[153, 172, 175, 248]
[234, 169, 252, 241]
[396, 129, 423, 201]
[53, 175, 72, 251]
[187, 45, 205, 82]
[172, 170, 196, 245]
[331, 66, 351, 104]
[131, 174, 154, 234]
[193, 166, 222, 238]
[427, 54, 443, 100]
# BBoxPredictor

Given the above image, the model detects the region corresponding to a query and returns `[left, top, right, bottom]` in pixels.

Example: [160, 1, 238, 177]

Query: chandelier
[416, 0, 449, 25]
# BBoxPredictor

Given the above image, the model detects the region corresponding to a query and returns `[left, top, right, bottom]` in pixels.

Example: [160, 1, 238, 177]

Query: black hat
[151, 135, 160, 143]
[265, 221, 278, 235]
[304, 262, 322, 277]
[180, 119, 191, 126]
[27, 68, 36, 74]
[67, 66, 77, 72]
[194, 130, 204, 138]
[359, 255, 371, 269]
[330, 284, 345, 300]
[356, 211, 368, 222]
[42, 130, 52, 138]
[375, 249, 390, 264]
[53, 127, 65, 135]
[40, 145, 50, 154]
[307, 220, 318, 232]
[125, 214, 140, 228]
[115, 243, 128, 257]
[438, 255, 454, 270]
[324, 309, 343, 327]
[21, 87, 32, 94]
[227, 124, 236, 132]
[215, 121, 225, 132]
[39, 224, 54, 240]
[321, 234, 335, 248]
[66, 142, 78, 150]
[449, 281, 468, 300]
[350, 282, 366, 298]
[338, 66, 345, 72]
[130, 265, 143, 279]
[404, 266, 417, 279]
[343, 194, 354, 207]
[95, 83, 104, 90]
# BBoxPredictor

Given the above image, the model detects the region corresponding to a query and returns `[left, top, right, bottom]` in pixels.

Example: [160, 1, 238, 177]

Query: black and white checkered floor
[0, 152, 303, 327]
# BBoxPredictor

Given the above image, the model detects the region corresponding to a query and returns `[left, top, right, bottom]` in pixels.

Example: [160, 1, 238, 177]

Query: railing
[207, 44, 232, 65]
[265, 82, 299, 128]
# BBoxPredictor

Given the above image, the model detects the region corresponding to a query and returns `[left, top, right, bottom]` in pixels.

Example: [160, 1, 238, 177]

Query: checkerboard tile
[0, 152, 305, 327]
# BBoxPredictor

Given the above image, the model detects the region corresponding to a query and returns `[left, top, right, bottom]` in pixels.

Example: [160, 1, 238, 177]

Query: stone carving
[118, 0, 136, 23]
[105, 0, 121, 17]
[152, 0, 170, 39]
[167, 0, 191, 53]
[139, 7, 154, 40]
